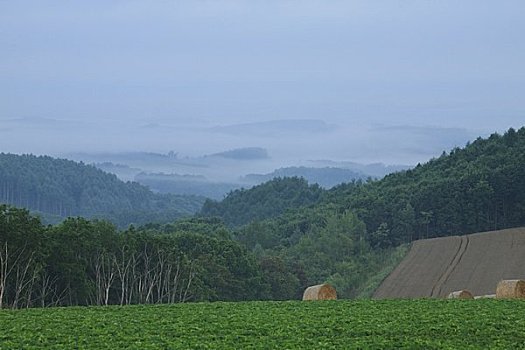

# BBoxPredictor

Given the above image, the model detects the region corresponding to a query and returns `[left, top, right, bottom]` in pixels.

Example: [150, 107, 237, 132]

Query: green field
[1, 299, 525, 349]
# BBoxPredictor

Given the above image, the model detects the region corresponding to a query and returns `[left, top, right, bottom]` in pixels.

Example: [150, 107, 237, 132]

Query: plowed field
[373, 227, 525, 298]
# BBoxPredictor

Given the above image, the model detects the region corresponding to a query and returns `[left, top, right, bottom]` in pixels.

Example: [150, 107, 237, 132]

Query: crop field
[375, 227, 525, 299]
[1, 299, 525, 349]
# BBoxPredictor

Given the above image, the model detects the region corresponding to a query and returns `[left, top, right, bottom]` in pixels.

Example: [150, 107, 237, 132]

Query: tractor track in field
[430, 235, 469, 297]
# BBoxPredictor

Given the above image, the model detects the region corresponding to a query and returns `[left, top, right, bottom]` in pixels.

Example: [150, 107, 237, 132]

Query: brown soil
[373, 227, 525, 298]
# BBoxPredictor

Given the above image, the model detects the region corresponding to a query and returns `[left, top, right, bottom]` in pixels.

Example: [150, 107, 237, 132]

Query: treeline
[0, 205, 265, 309]
[200, 177, 324, 227]
[0, 153, 205, 227]
[0, 204, 403, 308]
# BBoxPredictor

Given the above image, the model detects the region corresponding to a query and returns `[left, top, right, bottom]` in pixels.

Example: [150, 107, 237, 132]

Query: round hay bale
[447, 290, 474, 299]
[496, 280, 525, 299]
[302, 284, 337, 301]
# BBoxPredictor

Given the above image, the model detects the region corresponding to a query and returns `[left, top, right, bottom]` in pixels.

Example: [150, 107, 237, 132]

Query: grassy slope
[356, 243, 410, 298]
[2, 300, 525, 349]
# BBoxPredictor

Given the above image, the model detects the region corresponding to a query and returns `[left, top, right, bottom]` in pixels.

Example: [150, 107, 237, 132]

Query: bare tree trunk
[101, 251, 116, 306]
[156, 250, 167, 303]
[39, 272, 59, 308]
[24, 268, 39, 308]
[115, 248, 134, 306]
[138, 246, 151, 304]
[0, 242, 26, 309]
[145, 264, 157, 304]
[93, 251, 103, 306]
[0, 243, 8, 309]
[169, 260, 181, 304]
[182, 262, 195, 303]
[12, 252, 35, 309]
[127, 253, 138, 305]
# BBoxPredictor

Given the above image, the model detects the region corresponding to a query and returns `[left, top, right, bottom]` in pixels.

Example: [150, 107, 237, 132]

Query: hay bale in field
[302, 284, 337, 301]
[496, 280, 525, 299]
[447, 290, 474, 299]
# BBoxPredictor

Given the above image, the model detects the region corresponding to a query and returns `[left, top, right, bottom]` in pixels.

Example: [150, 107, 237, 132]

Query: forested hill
[199, 177, 324, 227]
[0, 153, 205, 227]
[201, 127, 525, 249]
[322, 127, 525, 247]
[206, 127, 525, 299]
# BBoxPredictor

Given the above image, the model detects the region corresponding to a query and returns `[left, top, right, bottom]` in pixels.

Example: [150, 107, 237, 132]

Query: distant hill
[198, 127, 525, 245]
[206, 147, 269, 160]
[199, 127, 525, 244]
[70, 151, 180, 163]
[0, 153, 206, 227]
[135, 172, 240, 200]
[135, 166, 366, 200]
[202, 127, 525, 299]
[95, 162, 142, 182]
[306, 160, 410, 178]
[241, 166, 367, 188]
[70, 149, 404, 200]
[199, 177, 324, 227]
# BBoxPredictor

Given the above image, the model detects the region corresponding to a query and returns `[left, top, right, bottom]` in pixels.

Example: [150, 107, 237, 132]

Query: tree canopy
[0, 153, 206, 227]
[199, 177, 324, 227]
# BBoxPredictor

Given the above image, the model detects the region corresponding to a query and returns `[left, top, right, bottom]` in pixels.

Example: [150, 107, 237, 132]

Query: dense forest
[0, 203, 404, 308]
[0, 161, 403, 307]
[1, 127, 525, 308]
[0, 153, 205, 227]
[322, 127, 525, 246]
[197, 127, 525, 298]
[0, 206, 264, 308]
[202, 127, 525, 245]
[200, 177, 325, 227]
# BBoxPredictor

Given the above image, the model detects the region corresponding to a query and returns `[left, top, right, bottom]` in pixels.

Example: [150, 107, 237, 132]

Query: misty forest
[1, 127, 525, 308]
[3, 1, 525, 349]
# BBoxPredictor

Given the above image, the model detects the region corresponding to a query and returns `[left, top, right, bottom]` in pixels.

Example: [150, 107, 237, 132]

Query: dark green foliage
[200, 177, 324, 227]
[324, 127, 525, 244]
[205, 128, 525, 247]
[0, 205, 266, 308]
[141, 217, 232, 239]
[0, 153, 205, 227]
[0, 205, 47, 309]
[258, 256, 301, 300]
[200, 127, 525, 300]
[2, 300, 525, 349]
[2, 128, 525, 306]
[236, 207, 405, 299]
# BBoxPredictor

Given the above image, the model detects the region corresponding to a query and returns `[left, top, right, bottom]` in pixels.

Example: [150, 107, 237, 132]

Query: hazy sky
[1, 0, 524, 165]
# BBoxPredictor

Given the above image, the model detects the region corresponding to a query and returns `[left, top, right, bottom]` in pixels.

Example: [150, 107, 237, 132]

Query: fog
[1, 1, 524, 170]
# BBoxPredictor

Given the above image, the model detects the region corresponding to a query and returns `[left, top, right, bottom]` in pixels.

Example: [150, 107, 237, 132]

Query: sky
[1, 0, 524, 166]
